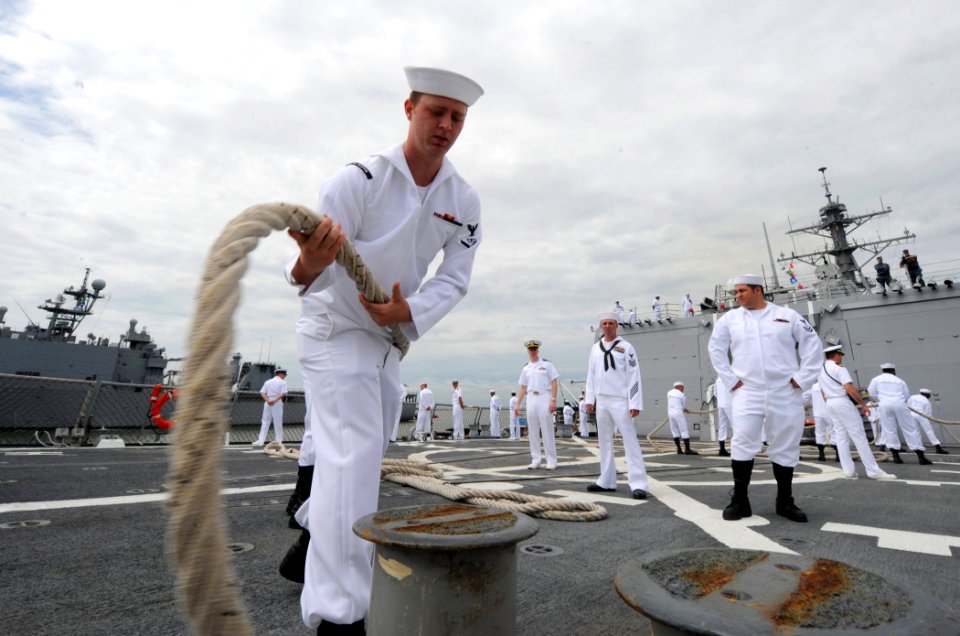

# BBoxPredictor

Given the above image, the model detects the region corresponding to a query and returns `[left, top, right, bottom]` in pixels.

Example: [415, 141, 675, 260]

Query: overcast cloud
[2, 0, 959, 405]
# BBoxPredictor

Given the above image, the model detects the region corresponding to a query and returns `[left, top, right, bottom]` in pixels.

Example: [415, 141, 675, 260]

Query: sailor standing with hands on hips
[708, 275, 822, 523]
[284, 65, 483, 635]
[515, 339, 559, 470]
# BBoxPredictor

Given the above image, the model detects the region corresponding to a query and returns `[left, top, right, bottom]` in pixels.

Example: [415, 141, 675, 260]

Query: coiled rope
[167, 202, 407, 636]
[381, 458, 608, 521]
[263, 440, 300, 459]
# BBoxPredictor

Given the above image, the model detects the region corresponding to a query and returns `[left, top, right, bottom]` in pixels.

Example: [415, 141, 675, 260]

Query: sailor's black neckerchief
[599, 338, 621, 371]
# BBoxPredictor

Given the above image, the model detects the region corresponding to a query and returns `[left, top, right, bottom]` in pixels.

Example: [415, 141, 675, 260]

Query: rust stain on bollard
[769, 558, 847, 628]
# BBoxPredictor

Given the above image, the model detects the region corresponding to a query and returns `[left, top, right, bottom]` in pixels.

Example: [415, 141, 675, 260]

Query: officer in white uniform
[652, 296, 662, 320]
[682, 293, 694, 318]
[578, 392, 590, 437]
[714, 375, 731, 456]
[255, 368, 288, 446]
[489, 390, 502, 438]
[515, 339, 559, 470]
[613, 301, 625, 323]
[818, 345, 895, 480]
[562, 400, 574, 437]
[909, 389, 948, 454]
[451, 380, 465, 440]
[708, 274, 822, 523]
[415, 383, 436, 441]
[285, 66, 483, 633]
[809, 381, 838, 462]
[585, 313, 650, 498]
[508, 391, 520, 440]
[667, 382, 697, 455]
[867, 364, 932, 465]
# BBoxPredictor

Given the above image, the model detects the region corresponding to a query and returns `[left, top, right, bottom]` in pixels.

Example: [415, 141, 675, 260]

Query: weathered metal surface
[354, 503, 539, 636]
[615, 548, 960, 635]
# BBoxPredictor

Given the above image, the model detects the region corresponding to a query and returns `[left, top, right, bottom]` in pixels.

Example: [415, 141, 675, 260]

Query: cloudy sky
[2, 0, 959, 405]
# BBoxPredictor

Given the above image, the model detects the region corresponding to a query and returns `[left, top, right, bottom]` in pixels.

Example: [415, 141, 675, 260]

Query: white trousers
[826, 399, 889, 478]
[668, 413, 689, 439]
[913, 414, 941, 446]
[259, 401, 283, 443]
[717, 406, 731, 442]
[299, 383, 315, 467]
[595, 397, 648, 491]
[525, 394, 557, 465]
[415, 410, 432, 439]
[453, 408, 464, 439]
[297, 319, 402, 627]
[579, 412, 590, 437]
[730, 385, 804, 467]
[813, 414, 835, 446]
[509, 412, 520, 439]
[489, 410, 501, 438]
[880, 401, 923, 451]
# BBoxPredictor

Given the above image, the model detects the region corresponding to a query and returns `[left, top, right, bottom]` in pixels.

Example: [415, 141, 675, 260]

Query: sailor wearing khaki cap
[515, 339, 560, 469]
[285, 65, 484, 633]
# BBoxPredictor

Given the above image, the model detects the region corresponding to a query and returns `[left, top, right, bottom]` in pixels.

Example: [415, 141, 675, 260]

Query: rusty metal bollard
[353, 503, 539, 636]
[614, 548, 960, 635]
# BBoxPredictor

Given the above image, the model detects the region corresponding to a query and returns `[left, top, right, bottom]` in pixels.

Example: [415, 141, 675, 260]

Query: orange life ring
[149, 384, 178, 431]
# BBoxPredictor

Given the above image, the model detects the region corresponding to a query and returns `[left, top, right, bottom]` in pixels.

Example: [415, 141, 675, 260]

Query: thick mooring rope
[381, 458, 608, 522]
[168, 203, 408, 635]
[908, 406, 960, 446]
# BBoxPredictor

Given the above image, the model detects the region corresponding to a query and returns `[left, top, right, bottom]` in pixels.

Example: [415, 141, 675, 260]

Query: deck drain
[1, 519, 51, 529]
[226, 542, 254, 554]
[776, 537, 813, 549]
[520, 544, 564, 557]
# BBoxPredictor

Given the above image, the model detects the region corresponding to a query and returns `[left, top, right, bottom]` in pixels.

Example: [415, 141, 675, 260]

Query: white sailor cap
[823, 345, 844, 355]
[673, 381, 684, 388]
[275, 368, 287, 374]
[404, 66, 484, 106]
[880, 363, 896, 370]
[730, 274, 765, 288]
[490, 389, 496, 393]
[598, 312, 618, 322]
[920, 388, 932, 395]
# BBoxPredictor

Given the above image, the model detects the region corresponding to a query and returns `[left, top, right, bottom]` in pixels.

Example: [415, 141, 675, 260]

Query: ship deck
[1, 437, 958, 635]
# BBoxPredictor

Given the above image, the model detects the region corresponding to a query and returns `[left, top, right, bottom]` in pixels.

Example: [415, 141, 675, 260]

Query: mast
[763, 222, 781, 289]
[38, 268, 107, 341]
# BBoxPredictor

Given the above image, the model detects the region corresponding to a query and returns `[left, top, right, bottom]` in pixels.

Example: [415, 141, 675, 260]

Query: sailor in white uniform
[682, 293, 694, 318]
[451, 380, 465, 440]
[809, 381, 838, 462]
[908, 389, 948, 454]
[708, 274, 822, 523]
[562, 400, 574, 436]
[508, 391, 520, 440]
[714, 375, 731, 456]
[626, 307, 637, 326]
[578, 392, 590, 437]
[584, 313, 649, 498]
[652, 295, 662, 320]
[415, 383, 435, 441]
[667, 382, 697, 455]
[613, 301, 625, 324]
[286, 66, 484, 633]
[489, 390, 502, 438]
[867, 364, 933, 465]
[255, 368, 288, 446]
[515, 339, 559, 470]
[818, 345, 895, 480]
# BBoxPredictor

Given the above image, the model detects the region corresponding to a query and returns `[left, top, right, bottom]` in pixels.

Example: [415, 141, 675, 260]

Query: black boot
[816, 444, 826, 462]
[684, 438, 699, 455]
[935, 444, 948, 455]
[317, 619, 365, 635]
[674, 437, 683, 454]
[831, 445, 840, 462]
[916, 450, 933, 465]
[279, 528, 310, 583]
[772, 463, 807, 523]
[891, 448, 904, 464]
[723, 459, 753, 520]
[286, 464, 315, 515]
[718, 441, 730, 457]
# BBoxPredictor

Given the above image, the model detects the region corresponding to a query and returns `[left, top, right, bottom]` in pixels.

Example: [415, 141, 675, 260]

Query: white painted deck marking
[0, 482, 294, 515]
[4, 451, 64, 456]
[930, 469, 960, 475]
[821, 522, 960, 556]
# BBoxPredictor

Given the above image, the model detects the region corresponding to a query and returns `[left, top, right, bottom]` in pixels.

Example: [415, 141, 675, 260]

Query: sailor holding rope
[284, 66, 483, 635]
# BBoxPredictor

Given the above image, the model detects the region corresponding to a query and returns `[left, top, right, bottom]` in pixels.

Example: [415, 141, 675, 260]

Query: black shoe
[718, 447, 730, 457]
[684, 448, 699, 455]
[916, 450, 933, 465]
[723, 493, 752, 520]
[632, 489, 648, 500]
[776, 497, 808, 523]
[935, 445, 949, 455]
[816, 444, 825, 462]
[877, 444, 886, 451]
[891, 449, 904, 464]
[676, 448, 684, 455]
[587, 484, 616, 492]
[279, 529, 310, 583]
[317, 619, 365, 635]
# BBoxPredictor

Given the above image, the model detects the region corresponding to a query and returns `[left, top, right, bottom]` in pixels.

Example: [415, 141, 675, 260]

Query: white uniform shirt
[667, 388, 686, 415]
[563, 404, 574, 424]
[907, 394, 932, 418]
[627, 309, 637, 325]
[708, 302, 822, 392]
[652, 298, 661, 313]
[418, 388, 435, 415]
[286, 142, 481, 342]
[867, 373, 910, 404]
[819, 361, 853, 399]
[260, 376, 288, 400]
[452, 388, 464, 413]
[682, 296, 694, 313]
[584, 338, 642, 411]
[490, 394, 502, 412]
[518, 358, 559, 394]
[714, 376, 732, 409]
[614, 304, 624, 322]
[509, 396, 518, 413]
[579, 398, 588, 418]
[810, 381, 828, 415]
